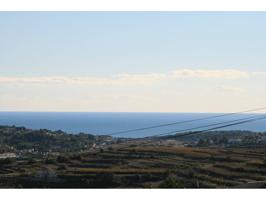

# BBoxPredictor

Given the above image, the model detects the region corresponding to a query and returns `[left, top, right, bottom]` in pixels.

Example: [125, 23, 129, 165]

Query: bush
[57, 164, 68, 170]
[27, 158, 36, 164]
[89, 173, 117, 188]
[0, 158, 14, 165]
[45, 157, 57, 164]
[159, 176, 184, 188]
[71, 154, 82, 161]
[57, 155, 69, 163]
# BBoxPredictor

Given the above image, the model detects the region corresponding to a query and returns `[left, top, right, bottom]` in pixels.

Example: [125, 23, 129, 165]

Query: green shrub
[0, 158, 14, 165]
[159, 176, 184, 188]
[57, 164, 68, 170]
[57, 155, 69, 163]
[89, 173, 117, 188]
[45, 157, 57, 164]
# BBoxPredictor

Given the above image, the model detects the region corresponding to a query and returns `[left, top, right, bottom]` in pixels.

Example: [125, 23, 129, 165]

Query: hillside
[0, 125, 266, 188]
[0, 125, 96, 153]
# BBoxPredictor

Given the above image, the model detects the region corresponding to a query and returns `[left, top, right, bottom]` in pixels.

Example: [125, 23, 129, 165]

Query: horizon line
[0, 110, 265, 114]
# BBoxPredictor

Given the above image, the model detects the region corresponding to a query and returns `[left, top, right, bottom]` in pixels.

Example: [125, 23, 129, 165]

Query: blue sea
[0, 112, 265, 138]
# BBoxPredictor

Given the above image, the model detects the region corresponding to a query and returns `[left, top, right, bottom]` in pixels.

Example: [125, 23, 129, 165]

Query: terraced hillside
[1, 145, 266, 188]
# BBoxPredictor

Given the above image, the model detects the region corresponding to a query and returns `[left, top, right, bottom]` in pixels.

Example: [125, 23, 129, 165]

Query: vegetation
[0, 125, 96, 153]
[0, 125, 266, 188]
[159, 176, 184, 188]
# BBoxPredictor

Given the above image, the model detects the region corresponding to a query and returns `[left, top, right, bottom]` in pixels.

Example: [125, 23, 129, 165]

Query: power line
[169, 114, 266, 139]
[152, 114, 263, 138]
[146, 114, 266, 140]
[108, 107, 266, 136]
[118, 114, 266, 149]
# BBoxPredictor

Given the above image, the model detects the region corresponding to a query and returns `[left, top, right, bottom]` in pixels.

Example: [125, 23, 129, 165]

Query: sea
[0, 112, 265, 138]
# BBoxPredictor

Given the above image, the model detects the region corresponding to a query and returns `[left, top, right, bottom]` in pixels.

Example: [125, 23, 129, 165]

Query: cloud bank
[0, 69, 265, 86]
[170, 69, 249, 79]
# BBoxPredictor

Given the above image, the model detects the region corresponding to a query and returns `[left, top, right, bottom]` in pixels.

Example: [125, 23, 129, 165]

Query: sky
[0, 12, 266, 113]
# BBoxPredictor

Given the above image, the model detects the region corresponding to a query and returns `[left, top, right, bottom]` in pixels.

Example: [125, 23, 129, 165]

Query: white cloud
[0, 69, 265, 86]
[0, 76, 162, 86]
[252, 72, 266, 76]
[170, 69, 249, 79]
[115, 73, 166, 84]
[218, 85, 246, 93]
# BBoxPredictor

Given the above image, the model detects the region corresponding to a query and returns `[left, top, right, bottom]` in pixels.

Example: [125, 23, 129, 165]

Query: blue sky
[1, 12, 266, 112]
